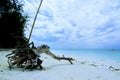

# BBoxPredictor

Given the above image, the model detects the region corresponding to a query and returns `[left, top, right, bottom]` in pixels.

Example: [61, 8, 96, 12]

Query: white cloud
[22, 0, 120, 49]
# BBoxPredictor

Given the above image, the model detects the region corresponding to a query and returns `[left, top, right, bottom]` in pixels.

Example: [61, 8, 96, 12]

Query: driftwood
[45, 51, 74, 64]
[6, 43, 43, 71]
[109, 66, 120, 72]
[37, 44, 74, 64]
[6, 44, 74, 71]
[56, 55, 74, 64]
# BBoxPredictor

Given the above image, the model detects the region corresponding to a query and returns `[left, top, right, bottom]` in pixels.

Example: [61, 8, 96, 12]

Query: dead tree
[6, 43, 43, 71]
[36, 44, 74, 64]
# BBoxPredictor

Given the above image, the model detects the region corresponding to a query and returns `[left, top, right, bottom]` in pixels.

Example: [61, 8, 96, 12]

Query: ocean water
[52, 49, 120, 62]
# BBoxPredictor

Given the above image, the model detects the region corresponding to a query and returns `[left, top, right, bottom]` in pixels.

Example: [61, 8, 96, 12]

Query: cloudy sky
[21, 0, 120, 49]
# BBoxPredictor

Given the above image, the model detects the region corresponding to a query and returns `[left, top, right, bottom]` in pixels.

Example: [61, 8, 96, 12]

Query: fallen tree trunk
[44, 50, 74, 64]
[36, 44, 75, 64]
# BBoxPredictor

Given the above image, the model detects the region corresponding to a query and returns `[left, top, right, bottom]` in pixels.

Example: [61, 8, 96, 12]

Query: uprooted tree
[6, 43, 74, 71]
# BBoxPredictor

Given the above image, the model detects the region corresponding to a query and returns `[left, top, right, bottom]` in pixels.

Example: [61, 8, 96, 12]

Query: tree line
[0, 0, 28, 48]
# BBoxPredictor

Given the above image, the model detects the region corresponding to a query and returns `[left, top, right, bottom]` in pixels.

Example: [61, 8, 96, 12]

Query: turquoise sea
[52, 49, 120, 62]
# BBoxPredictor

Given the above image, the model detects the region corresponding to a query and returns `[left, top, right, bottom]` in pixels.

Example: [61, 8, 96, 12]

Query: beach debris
[6, 42, 43, 71]
[5, 43, 74, 71]
[36, 44, 74, 64]
[89, 64, 98, 67]
[79, 61, 87, 64]
[0, 70, 3, 72]
[96, 76, 100, 79]
[108, 66, 120, 72]
[73, 59, 87, 65]
[38, 45, 74, 64]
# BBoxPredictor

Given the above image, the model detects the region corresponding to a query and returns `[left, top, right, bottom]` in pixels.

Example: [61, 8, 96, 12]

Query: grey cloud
[32, 33, 59, 42]
[69, 20, 77, 27]
[40, 10, 54, 21]
[96, 17, 120, 34]
[100, 1, 120, 15]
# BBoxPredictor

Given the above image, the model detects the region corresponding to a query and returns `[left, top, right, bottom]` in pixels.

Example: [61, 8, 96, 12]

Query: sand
[0, 50, 120, 80]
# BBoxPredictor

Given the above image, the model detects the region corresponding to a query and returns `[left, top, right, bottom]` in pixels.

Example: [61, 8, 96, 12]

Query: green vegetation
[0, 0, 28, 48]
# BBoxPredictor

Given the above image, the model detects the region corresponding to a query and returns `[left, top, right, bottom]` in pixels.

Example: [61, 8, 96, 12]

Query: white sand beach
[0, 50, 120, 80]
